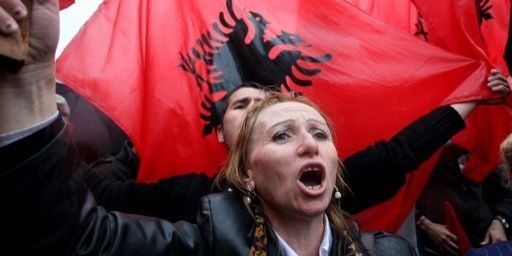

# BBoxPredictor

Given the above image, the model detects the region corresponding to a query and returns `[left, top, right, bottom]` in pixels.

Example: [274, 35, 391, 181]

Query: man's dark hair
[216, 82, 281, 125]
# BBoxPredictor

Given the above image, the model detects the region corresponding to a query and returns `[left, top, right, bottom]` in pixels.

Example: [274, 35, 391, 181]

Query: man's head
[215, 82, 279, 148]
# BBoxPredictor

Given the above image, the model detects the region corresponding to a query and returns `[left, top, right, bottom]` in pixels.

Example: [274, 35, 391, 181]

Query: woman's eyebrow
[306, 118, 328, 127]
[229, 97, 250, 107]
[267, 119, 294, 131]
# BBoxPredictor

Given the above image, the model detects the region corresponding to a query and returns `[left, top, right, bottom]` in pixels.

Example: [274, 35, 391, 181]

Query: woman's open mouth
[297, 163, 326, 195]
[300, 167, 323, 189]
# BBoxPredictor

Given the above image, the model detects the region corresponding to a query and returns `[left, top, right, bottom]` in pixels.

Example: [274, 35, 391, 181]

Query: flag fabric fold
[344, 0, 419, 34]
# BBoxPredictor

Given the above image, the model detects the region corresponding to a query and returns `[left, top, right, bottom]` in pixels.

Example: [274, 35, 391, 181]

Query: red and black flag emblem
[178, 0, 331, 135]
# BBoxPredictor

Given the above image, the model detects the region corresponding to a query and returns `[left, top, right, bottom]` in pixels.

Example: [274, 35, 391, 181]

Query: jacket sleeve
[0, 118, 204, 255]
[342, 106, 465, 214]
[78, 195, 205, 256]
[84, 171, 213, 223]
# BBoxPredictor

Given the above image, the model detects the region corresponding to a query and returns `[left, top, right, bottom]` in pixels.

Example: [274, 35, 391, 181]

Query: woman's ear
[244, 169, 255, 191]
[215, 124, 225, 143]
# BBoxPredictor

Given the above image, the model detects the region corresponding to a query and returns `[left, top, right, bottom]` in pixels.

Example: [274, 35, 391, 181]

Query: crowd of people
[1, 0, 511, 255]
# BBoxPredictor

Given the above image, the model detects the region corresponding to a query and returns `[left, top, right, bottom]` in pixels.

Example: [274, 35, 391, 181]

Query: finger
[489, 85, 511, 94]
[0, 7, 17, 34]
[446, 232, 458, 242]
[481, 234, 490, 245]
[445, 239, 460, 254]
[443, 242, 459, 256]
[0, 0, 26, 20]
[491, 68, 501, 75]
[488, 74, 508, 84]
[488, 80, 510, 89]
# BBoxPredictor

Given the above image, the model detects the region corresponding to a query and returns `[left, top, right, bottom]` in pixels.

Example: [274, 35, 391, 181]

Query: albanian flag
[411, 0, 512, 182]
[57, 0, 497, 232]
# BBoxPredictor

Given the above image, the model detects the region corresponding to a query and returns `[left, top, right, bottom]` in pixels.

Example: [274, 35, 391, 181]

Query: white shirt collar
[275, 215, 332, 256]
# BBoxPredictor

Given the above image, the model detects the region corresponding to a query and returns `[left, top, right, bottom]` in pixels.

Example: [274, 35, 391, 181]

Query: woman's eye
[312, 130, 329, 140]
[233, 104, 245, 110]
[271, 131, 290, 142]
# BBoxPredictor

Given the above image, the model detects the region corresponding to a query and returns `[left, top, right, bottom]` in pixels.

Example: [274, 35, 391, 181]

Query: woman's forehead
[256, 102, 326, 126]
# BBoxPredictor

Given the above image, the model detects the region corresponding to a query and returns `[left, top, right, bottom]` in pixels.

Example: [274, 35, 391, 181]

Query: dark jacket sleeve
[342, 106, 465, 214]
[85, 171, 213, 223]
[78, 197, 205, 256]
[0, 118, 204, 255]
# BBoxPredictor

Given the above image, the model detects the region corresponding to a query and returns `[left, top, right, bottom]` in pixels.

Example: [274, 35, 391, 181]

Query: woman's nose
[297, 133, 319, 157]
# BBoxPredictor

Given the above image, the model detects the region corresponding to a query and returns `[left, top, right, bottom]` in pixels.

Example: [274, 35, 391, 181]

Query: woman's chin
[295, 201, 330, 218]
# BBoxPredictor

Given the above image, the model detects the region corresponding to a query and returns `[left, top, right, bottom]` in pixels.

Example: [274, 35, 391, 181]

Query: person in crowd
[455, 134, 512, 256]
[55, 84, 140, 182]
[57, 86, 139, 183]
[56, 82, 131, 164]
[416, 143, 512, 255]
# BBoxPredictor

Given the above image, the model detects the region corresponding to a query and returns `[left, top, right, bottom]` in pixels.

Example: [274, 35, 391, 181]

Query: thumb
[480, 234, 490, 245]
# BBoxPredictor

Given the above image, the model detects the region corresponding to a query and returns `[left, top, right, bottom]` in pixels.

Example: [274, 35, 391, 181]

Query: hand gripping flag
[57, 0, 492, 231]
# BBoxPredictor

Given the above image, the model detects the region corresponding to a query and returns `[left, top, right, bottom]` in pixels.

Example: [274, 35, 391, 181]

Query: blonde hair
[500, 133, 512, 188]
[214, 92, 365, 255]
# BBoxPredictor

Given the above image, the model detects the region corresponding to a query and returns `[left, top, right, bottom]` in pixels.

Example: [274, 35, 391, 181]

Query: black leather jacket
[80, 191, 415, 255]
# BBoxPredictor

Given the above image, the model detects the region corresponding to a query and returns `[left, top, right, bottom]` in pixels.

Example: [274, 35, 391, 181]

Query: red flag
[413, 0, 512, 182]
[444, 202, 472, 255]
[56, 0, 491, 232]
[345, 0, 419, 34]
[59, 0, 75, 10]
